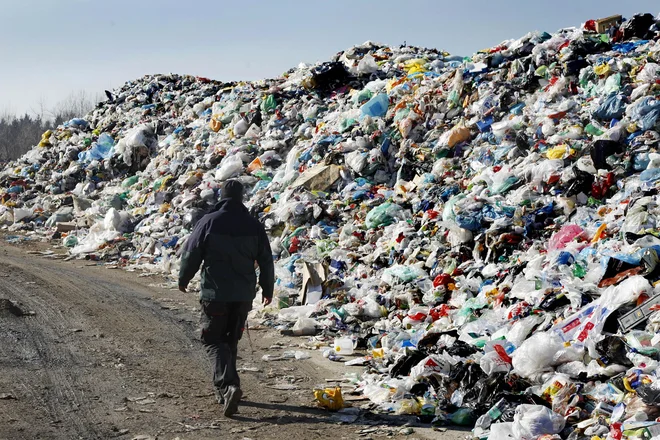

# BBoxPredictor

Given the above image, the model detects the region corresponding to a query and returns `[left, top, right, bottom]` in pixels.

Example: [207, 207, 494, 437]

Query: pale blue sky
[1, 0, 658, 115]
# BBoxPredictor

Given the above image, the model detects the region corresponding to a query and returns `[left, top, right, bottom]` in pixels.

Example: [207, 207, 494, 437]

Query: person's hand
[262, 296, 272, 306]
[178, 284, 187, 293]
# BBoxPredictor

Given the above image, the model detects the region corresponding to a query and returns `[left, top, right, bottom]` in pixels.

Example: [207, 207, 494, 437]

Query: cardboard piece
[595, 15, 622, 33]
[291, 165, 341, 192]
[55, 222, 77, 232]
[301, 260, 327, 305]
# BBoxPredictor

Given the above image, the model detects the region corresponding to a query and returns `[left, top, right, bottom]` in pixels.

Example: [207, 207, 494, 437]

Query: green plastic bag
[122, 175, 139, 188]
[316, 239, 338, 257]
[261, 94, 278, 113]
[365, 202, 401, 229]
[449, 408, 476, 426]
[353, 88, 373, 104]
[339, 118, 357, 133]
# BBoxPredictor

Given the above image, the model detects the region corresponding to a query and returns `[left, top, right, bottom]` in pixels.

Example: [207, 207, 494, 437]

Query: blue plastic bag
[456, 211, 483, 231]
[78, 133, 115, 163]
[593, 94, 626, 120]
[361, 94, 389, 118]
[629, 97, 660, 131]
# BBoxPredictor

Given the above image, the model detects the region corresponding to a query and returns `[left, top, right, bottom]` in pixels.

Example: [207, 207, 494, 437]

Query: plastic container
[333, 337, 354, 355]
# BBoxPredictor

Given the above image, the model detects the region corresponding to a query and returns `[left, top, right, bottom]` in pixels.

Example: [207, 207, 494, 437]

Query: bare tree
[0, 90, 102, 161]
[49, 90, 102, 124]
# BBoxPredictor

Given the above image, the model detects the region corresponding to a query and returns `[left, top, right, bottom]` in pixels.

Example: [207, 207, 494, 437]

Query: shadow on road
[231, 400, 333, 424]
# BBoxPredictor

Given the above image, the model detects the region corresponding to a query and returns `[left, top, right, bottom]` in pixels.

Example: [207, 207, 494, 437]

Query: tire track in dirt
[0, 244, 460, 440]
[0, 250, 208, 439]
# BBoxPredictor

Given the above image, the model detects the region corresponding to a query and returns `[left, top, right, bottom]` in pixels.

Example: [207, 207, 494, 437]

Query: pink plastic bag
[548, 225, 583, 251]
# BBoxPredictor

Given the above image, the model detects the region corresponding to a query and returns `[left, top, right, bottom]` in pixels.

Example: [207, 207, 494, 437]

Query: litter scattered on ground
[2, 11, 660, 440]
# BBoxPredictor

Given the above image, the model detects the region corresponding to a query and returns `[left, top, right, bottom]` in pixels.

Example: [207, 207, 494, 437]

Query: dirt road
[0, 242, 465, 440]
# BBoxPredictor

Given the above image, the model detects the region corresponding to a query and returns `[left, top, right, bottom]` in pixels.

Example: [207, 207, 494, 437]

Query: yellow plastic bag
[313, 386, 344, 411]
[594, 64, 611, 76]
[546, 145, 575, 159]
[404, 59, 427, 75]
[439, 123, 470, 148]
[38, 130, 52, 147]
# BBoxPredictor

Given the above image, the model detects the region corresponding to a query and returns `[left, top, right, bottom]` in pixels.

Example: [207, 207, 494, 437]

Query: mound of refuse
[4, 11, 660, 439]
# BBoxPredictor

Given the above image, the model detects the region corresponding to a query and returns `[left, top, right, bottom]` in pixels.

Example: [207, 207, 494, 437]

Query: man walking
[178, 180, 274, 416]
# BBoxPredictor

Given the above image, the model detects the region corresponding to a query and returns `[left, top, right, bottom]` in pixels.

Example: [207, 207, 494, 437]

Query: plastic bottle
[474, 398, 508, 429]
[334, 337, 354, 355]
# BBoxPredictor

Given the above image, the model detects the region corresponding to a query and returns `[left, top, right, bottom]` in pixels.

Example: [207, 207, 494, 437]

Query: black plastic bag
[621, 13, 656, 41]
[595, 336, 633, 367]
[591, 140, 624, 170]
[637, 383, 660, 406]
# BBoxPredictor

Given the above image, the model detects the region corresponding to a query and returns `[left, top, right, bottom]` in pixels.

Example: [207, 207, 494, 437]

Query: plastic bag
[314, 387, 344, 411]
[480, 349, 512, 375]
[382, 265, 427, 285]
[13, 208, 33, 223]
[292, 317, 317, 336]
[511, 332, 564, 378]
[357, 54, 378, 75]
[512, 405, 565, 439]
[346, 150, 367, 173]
[261, 94, 278, 113]
[365, 202, 402, 229]
[438, 122, 470, 148]
[361, 93, 389, 118]
[637, 383, 660, 406]
[548, 225, 583, 252]
[215, 155, 244, 181]
[593, 94, 626, 120]
[507, 315, 544, 346]
[410, 355, 453, 379]
[78, 133, 115, 163]
[114, 125, 151, 166]
[233, 118, 248, 136]
[637, 63, 660, 83]
[488, 422, 514, 440]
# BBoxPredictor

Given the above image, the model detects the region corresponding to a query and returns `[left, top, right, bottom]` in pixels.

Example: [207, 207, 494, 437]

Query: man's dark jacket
[178, 198, 274, 302]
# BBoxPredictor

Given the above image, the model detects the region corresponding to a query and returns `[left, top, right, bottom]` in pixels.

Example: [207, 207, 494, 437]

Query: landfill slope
[2, 11, 660, 439]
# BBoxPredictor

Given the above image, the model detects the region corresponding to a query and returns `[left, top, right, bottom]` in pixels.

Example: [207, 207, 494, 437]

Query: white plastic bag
[233, 118, 248, 136]
[511, 332, 564, 378]
[480, 350, 512, 375]
[346, 150, 367, 173]
[488, 422, 514, 440]
[215, 154, 244, 181]
[357, 54, 378, 75]
[512, 405, 565, 439]
[13, 208, 32, 223]
[637, 63, 660, 83]
[507, 315, 544, 346]
[292, 317, 317, 336]
[410, 354, 452, 379]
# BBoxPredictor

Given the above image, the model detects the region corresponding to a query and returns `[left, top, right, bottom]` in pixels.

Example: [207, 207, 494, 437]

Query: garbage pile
[3, 11, 660, 439]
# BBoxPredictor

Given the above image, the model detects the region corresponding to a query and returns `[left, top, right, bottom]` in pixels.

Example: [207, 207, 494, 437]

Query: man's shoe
[215, 389, 225, 405]
[223, 385, 242, 417]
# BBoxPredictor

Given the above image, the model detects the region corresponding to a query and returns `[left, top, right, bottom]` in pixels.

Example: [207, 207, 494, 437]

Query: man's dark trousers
[200, 300, 252, 398]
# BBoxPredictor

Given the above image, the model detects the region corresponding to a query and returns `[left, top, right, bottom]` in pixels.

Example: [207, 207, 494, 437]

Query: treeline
[0, 91, 101, 161]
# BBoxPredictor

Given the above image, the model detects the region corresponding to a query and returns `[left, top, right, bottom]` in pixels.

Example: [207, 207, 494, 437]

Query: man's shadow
[229, 400, 334, 424]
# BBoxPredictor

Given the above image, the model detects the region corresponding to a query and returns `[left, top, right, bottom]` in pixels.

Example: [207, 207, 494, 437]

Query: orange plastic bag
[246, 157, 263, 173]
[209, 118, 222, 132]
